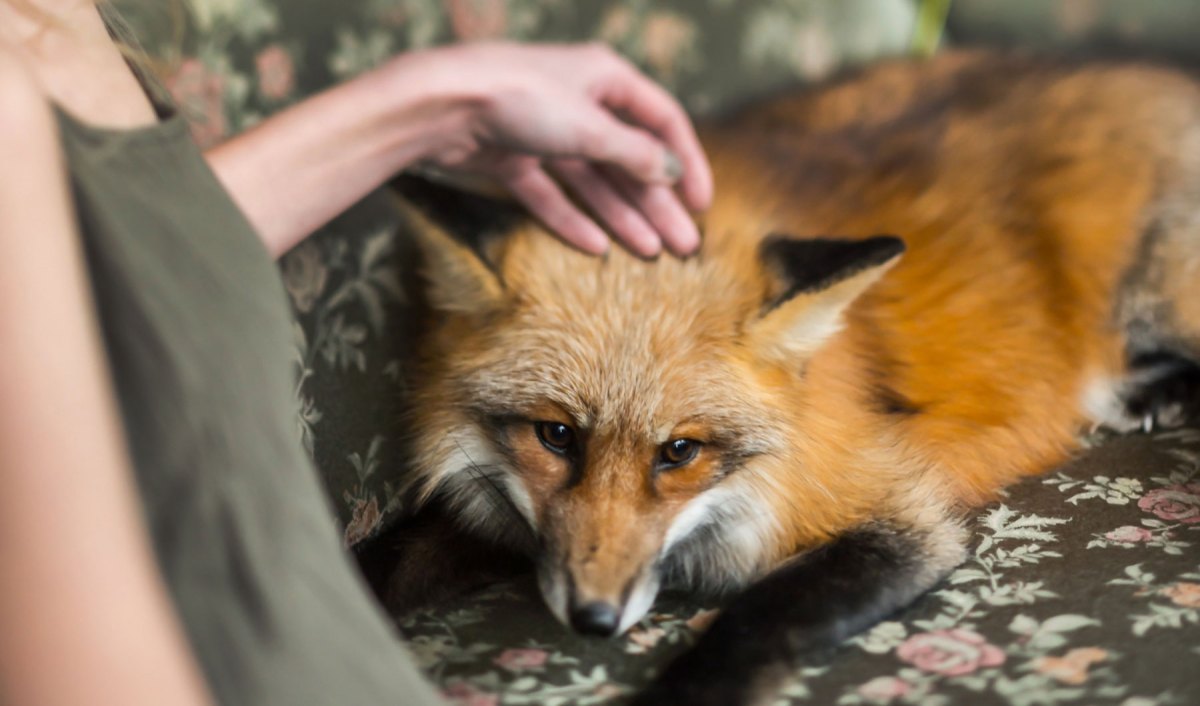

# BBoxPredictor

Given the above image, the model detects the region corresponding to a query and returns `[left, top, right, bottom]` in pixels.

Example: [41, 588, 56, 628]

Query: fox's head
[399, 178, 903, 636]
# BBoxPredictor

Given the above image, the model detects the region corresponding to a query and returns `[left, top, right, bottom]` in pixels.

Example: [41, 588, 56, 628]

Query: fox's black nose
[569, 602, 620, 636]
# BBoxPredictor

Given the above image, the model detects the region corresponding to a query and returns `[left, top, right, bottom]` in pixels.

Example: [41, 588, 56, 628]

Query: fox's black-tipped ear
[751, 235, 905, 361]
[391, 174, 527, 314]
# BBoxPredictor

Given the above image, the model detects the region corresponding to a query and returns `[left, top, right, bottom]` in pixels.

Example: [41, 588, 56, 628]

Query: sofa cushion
[398, 427, 1200, 705]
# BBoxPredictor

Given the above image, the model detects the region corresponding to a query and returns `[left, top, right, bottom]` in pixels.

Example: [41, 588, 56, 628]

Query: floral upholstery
[120, 0, 1200, 703]
[402, 428, 1200, 705]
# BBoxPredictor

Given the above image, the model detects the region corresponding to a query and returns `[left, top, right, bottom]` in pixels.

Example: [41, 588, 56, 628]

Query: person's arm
[206, 42, 713, 259]
[0, 50, 212, 706]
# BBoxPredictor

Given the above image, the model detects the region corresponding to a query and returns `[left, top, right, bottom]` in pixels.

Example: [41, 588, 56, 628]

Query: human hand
[386, 42, 713, 257]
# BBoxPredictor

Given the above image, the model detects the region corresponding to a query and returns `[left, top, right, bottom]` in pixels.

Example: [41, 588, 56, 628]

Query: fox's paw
[631, 519, 964, 706]
[354, 507, 529, 618]
[1119, 357, 1200, 433]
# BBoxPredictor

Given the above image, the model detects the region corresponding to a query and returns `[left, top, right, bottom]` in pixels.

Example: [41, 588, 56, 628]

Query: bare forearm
[206, 42, 712, 259]
[206, 51, 483, 257]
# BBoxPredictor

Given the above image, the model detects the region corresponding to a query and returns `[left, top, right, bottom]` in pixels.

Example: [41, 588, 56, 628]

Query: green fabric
[947, 0, 1200, 62]
[54, 96, 440, 705]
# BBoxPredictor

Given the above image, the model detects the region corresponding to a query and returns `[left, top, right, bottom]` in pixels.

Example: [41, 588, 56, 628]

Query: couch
[124, 1, 1200, 703]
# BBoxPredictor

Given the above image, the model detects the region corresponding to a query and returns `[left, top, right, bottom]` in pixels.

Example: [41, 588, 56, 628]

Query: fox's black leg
[354, 506, 529, 618]
[1120, 353, 1200, 432]
[632, 521, 964, 706]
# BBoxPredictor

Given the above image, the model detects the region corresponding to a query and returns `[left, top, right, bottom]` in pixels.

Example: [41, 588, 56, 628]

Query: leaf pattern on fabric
[389, 430, 1200, 705]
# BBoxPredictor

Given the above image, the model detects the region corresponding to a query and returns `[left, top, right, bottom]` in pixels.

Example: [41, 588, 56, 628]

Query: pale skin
[0, 0, 713, 703]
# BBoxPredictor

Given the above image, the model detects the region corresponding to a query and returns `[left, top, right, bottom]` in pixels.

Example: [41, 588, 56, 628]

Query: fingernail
[664, 149, 684, 182]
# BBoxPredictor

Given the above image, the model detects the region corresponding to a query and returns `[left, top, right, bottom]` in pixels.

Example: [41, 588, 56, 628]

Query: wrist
[362, 48, 494, 170]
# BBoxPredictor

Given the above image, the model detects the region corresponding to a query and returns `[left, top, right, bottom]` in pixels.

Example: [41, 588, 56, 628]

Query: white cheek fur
[660, 474, 780, 594]
[1080, 375, 1141, 433]
[662, 485, 736, 553]
[537, 566, 570, 627]
[617, 573, 662, 634]
[427, 428, 540, 541]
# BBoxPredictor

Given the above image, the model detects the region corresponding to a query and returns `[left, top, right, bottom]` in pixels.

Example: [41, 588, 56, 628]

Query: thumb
[579, 109, 680, 186]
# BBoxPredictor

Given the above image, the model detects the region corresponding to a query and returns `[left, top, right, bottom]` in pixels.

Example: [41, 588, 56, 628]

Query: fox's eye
[535, 421, 576, 454]
[659, 438, 701, 469]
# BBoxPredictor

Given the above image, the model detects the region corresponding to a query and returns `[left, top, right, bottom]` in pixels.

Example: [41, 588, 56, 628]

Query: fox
[365, 51, 1200, 705]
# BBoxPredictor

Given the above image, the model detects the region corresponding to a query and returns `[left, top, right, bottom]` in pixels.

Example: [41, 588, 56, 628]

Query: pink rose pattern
[492, 648, 548, 672]
[896, 629, 1006, 676]
[857, 675, 912, 701]
[446, 0, 507, 41]
[1160, 582, 1200, 608]
[341, 494, 381, 547]
[1104, 525, 1153, 543]
[255, 45, 296, 101]
[442, 682, 499, 706]
[280, 241, 329, 313]
[165, 58, 227, 148]
[640, 12, 696, 79]
[1138, 484, 1200, 523]
[1032, 647, 1109, 685]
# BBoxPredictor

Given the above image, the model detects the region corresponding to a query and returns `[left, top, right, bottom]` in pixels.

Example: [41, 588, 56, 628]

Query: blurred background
[122, 0, 1200, 149]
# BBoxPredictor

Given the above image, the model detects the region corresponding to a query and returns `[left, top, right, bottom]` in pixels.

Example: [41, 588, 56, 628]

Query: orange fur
[398, 51, 1200, 630]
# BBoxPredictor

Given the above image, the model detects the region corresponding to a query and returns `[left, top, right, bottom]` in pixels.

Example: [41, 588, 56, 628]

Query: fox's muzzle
[537, 499, 667, 636]
[538, 557, 663, 637]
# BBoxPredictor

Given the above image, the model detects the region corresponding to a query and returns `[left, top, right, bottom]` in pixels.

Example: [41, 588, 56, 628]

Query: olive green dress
[53, 73, 441, 706]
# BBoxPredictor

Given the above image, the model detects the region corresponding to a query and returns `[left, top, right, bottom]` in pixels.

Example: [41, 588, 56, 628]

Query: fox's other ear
[405, 205, 503, 313]
[392, 174, 526, 314]
[751, 235, 905, 361]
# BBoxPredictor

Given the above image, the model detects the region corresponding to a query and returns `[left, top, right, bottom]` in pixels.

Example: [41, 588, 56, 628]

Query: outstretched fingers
[499, 158, 610, 255]
[603, 166, 700, 256]
[593, 56, 713, 212]
[549, 158, 662, 258]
